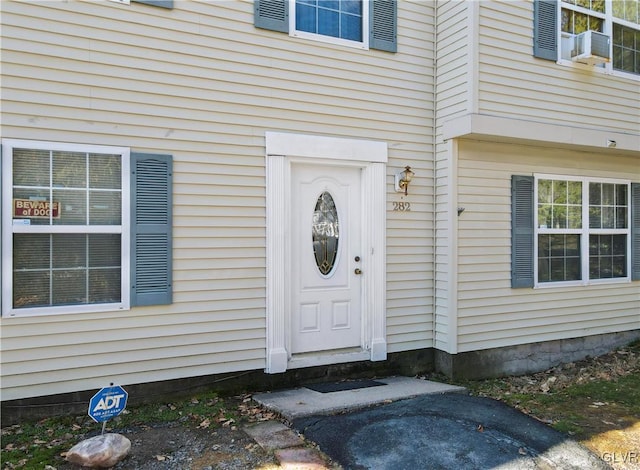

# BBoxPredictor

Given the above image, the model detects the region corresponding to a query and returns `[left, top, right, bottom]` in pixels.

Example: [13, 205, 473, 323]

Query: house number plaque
[392, 202, 411, 211]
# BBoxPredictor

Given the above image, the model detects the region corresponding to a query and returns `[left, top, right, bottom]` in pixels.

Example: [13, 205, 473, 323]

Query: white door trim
[265, 132, 387, 373]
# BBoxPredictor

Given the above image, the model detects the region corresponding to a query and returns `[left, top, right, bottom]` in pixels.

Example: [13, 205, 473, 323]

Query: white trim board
[265, 132, 387, 373]
[266, 132, 388, 163]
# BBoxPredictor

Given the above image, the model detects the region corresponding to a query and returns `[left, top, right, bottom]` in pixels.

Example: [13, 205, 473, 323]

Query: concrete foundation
[2, 330, 638, 425]
[0, 348, 434, 426]
[436, 330, 640, 380]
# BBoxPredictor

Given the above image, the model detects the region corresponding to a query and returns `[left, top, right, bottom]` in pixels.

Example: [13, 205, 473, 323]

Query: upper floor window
[613, 22, 640, 74]
[255, 0, 397, 52]
[534, 0, 640, 77]
[295, 0, 364, 44]
[562, 0, 639, 74]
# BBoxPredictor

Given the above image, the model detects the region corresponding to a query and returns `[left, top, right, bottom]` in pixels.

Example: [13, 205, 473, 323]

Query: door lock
[354, 268, 362, 275]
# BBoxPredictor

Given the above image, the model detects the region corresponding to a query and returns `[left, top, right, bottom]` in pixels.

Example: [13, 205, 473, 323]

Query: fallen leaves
[540, 376, 557, 393]
[237, 396, 278, 422]
[471, 345, 639, 399]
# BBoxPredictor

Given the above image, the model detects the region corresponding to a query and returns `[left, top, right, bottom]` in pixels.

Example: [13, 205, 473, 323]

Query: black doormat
[304, 379, 386, 393]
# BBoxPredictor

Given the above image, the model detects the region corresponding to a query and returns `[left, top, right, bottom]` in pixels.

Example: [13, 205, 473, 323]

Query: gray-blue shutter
[512, 175, 535, 288]
[370, 0, 397, 52]
[533, 0, 558, 61]
[632, 183, 640, 281]
[131, 153, 173, 306]
[255, 0, 289, 33]
[132, 0, 173, 9]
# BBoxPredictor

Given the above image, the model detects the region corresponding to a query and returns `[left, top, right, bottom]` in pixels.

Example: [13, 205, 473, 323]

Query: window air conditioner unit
[572, 30, 611, 65]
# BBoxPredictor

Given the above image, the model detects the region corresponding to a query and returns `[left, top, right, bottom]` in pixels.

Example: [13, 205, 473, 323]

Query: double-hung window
[255, 0, 397, 52]
[512, 174, 640, 288]
[2, 139, 173, 317]
[2, 141, 129, 316]
[534, 0, 640, 77]
[294, 0, 366, 47]
[535, 175, 630, 285]
[612, 1, 640, 74]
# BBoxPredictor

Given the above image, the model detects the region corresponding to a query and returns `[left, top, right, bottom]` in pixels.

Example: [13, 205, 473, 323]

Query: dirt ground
[98, 423, 282, 470]
[3, 342, 638, 470]
[36, 399, 297, 470]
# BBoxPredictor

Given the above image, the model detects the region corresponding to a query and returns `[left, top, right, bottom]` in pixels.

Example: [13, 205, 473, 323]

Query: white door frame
[265, 132, 387, 373]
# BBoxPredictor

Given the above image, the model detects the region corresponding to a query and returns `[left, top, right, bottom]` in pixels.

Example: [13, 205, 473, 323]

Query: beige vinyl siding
[0, 0, 435, 399]
[435, 0, 471, 120]
[386, 0, 436, 352]
[456, 140, 640, 353]
[434, 0, 471, 352]
[477, 1, 640, 134]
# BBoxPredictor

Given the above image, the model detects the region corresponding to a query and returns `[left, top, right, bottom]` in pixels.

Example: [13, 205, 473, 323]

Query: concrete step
[252, 376, 466, 420]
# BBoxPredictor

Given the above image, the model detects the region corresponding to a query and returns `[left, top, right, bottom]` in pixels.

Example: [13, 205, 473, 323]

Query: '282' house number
[392, 202, 411, 211]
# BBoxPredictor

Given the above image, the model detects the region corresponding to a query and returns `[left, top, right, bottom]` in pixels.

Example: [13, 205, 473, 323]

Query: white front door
[291, 163, 362, 354]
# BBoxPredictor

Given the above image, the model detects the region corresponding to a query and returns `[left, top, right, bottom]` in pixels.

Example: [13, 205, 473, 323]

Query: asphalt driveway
[290, 392, 610, 470]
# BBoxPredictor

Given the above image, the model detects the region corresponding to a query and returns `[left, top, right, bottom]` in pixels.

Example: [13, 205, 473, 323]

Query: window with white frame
[535, 175, 631, 285]
[293, 0, 366, 46]
[2, 139, 173, 317]
[254, 0, 397, 53]
[560, 0, 640, 75]
[2, 140, 130, 316]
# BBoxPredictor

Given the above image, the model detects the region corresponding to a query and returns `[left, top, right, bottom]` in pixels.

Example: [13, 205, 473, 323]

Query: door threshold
[288, 349, 370, 370]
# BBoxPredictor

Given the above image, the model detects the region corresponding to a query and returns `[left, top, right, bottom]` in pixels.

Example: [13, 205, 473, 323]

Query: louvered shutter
[512, 175, 535, 288]
[533, 0, 558, 61]
[131, 153, 173, 306]
[255, 0, 289, 33]
[632, 183, 640, 281]
[132, 0, 173, 9]
[370, 0, 397, 52]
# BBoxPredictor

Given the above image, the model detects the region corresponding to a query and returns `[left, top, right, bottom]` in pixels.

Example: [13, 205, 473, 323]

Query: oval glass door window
[312, 191, 339, 276]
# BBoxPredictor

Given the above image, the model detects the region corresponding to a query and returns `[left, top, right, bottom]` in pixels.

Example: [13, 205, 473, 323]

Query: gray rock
[65, 433, 131, 468]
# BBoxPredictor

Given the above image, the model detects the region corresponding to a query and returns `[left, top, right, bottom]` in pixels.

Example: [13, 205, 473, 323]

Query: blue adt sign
[88, 385, 128, 423]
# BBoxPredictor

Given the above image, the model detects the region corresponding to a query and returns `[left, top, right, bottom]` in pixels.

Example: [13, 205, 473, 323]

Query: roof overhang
[442, 114, 640, 157]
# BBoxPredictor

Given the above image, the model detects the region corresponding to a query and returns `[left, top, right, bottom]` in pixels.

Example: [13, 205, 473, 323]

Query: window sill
[2, 302, 129, 319]
[557, 59, 640, 81]
[534, 278, 632, 289]
[291, 30, 369, 50]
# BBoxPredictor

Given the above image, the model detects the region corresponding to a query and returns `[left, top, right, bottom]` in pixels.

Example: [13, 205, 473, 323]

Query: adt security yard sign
[88, 385, 128, 423]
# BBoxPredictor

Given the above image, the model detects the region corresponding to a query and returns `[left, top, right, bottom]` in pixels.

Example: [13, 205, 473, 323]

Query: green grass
[561, 374, 640, 410]
[2, 416, 85, 470]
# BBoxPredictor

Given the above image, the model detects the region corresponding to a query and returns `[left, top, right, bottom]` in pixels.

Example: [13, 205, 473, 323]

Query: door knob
[354, 268, 362, 275]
